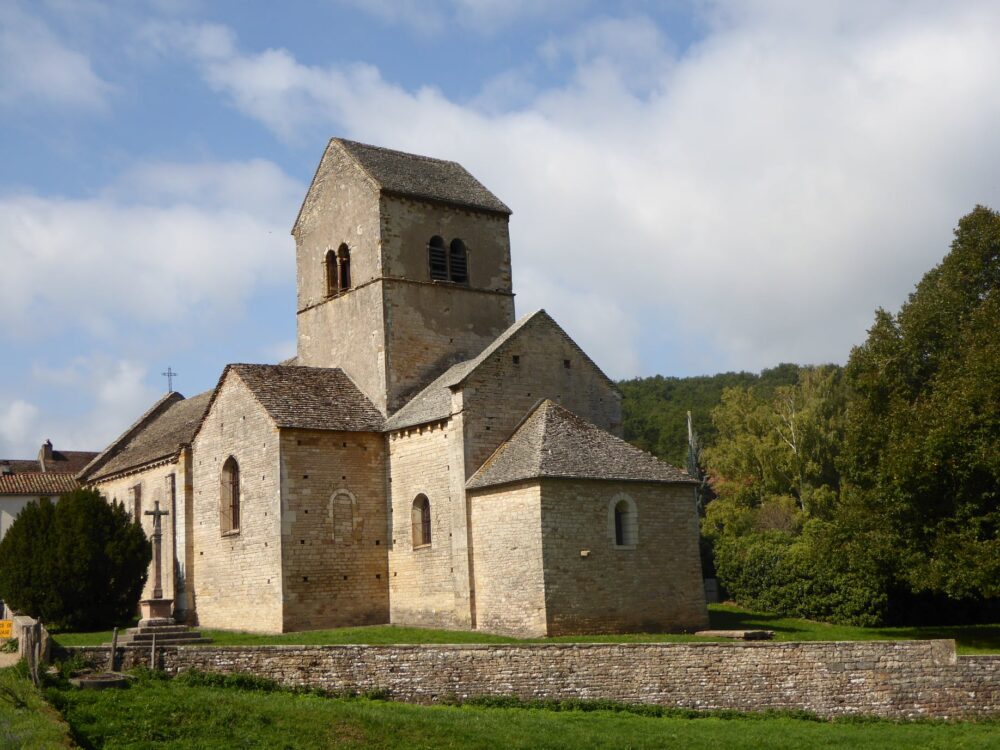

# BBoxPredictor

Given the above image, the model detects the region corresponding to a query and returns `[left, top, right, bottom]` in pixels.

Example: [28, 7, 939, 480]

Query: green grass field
[52, 603, 1000, 654]
[42, 670, 1000, 749]
[0, 665, 74, 749]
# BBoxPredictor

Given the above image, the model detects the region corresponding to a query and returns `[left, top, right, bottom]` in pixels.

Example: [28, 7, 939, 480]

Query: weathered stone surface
[69, 640, 1000, 720]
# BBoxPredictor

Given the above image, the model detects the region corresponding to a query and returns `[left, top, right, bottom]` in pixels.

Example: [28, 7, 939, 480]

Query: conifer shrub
[0, 489, 150, 630]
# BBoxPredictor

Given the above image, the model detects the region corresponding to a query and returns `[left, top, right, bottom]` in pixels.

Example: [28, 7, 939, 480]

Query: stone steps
[103, 623, 212, 647]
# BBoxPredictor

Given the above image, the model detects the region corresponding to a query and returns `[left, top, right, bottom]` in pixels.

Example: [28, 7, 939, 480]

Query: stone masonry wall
[540, 479, 708, 635]
[72, 641, 1000, 720]
[387, 422, 469, 629]
[460, 314, 622, 482]
[191, 373, 284, 632]
[469, 483, 546, 637]
[279, 429, 389, 631]
[92, 459, 187, 615]
[380, 195, 515, 412]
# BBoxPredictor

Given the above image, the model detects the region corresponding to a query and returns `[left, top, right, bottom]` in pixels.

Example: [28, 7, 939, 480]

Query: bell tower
[292, 138, 515, 414]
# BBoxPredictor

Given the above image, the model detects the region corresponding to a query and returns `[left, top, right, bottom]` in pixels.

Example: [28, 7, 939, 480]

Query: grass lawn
[47, 671, 1000, 750]
[52, 604, 1000, 654]
[0, 665, 74, 748]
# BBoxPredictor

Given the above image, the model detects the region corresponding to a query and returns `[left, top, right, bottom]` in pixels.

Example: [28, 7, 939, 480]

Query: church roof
[466, 400, 693, 490]
[294, 138, 510, 234]
[385, 310, 619, 431]
[82, 391, 213, 482]
[229, 364, 384, 432]
[335, 138, 511, 215]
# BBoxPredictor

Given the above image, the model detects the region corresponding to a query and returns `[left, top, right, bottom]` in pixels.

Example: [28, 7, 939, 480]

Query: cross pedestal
[140, 500, 174, 627]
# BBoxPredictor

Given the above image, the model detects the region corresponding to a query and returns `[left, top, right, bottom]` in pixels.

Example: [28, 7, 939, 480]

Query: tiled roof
[467, 400, 694, 490]
[230, 364, 384, 432]
[335, 138, 511, 215]
[0, 472, 81, 496]
[85, 391, 213, 482]
[386, 310, 618, 431]
[1, 452, 97, 475]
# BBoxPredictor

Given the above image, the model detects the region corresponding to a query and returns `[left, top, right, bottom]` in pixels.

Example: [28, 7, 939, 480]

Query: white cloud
[0, 3, 113, 111]
[156, 5, 1000, 374]
[0, 159, 300, 339]
[0, 400, 40, 458]
[0, 356, 160, 458]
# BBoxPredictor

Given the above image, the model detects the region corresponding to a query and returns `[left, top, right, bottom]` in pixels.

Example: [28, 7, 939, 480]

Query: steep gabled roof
[293, 138, 510, 234]
[227, 364, 384, 432]
[83, 391, 213, 482]
[467, 400, 693, 490]
[385, 310, 619, 431]
[78, 391, 186, 481]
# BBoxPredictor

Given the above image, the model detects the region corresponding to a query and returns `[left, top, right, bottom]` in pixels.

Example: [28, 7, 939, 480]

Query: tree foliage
[842, 204, 1000, 601]
[0, 489, 151, 629]
[703, 205, 1000, 625]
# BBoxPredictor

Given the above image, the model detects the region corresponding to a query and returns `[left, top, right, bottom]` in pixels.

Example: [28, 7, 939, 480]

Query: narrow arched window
[449, 239, 468, 284]
[610, 496, 637, 547]
[428, 236, 448, 281]
[221, 456, 240, 534]
[325, 249, 338, 297]
[412, 494, 431, 548]
[337, 244, 351, 291]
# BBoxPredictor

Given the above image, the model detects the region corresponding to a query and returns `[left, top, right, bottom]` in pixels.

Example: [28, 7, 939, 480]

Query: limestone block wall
[469, 484, 546, 637]
[278, 429, 389, 631]
[460, 316, 622, 479]
[191, 374, 283, 632]
[380, 195, 511, 289]
[539, 480, 708, 635]
[382, 279, 514, 412]
[387, 422, 468, 629]
[294, 142, 382, 311]
[73, 641, 1000, 720]
[90, 459, 190, 615]
[296, 283, 388, 414]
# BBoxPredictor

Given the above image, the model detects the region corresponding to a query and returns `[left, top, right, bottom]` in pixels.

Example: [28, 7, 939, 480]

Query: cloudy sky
[2, 0, 999, 459]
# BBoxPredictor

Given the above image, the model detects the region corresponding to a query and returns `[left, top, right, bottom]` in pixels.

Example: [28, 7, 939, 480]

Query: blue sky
[2, 0, 1000, 458]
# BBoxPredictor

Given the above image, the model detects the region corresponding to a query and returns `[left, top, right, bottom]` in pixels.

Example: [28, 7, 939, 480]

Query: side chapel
[78, 139, 709, 637]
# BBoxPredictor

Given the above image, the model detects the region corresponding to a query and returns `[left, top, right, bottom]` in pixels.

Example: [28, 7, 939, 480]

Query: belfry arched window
[428, 236, 448, 281]
[412, 494, 431, 548]
[428, 236, 469, 284]
[337, 244, 351, 291]
[326, 244, 351, 296]
[220, 456, 241, 534]
[448, 239, 468, 284]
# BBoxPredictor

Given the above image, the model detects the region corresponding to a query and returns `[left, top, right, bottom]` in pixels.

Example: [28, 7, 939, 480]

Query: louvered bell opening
[428, 236, 448, 281]
[449, 240, 468, 284]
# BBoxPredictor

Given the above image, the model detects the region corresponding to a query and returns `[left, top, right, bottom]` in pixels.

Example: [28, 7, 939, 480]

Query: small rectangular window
[512, 355, 520, 365]
[563, 359, 571, 369]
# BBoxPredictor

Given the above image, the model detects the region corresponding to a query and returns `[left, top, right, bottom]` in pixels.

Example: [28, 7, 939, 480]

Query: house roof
[385, 309, 619, 431]
[0, 472, 81, 496]
[228, 364, 384, 432]
[0, 451, 97, 477]
[466, 400, 694, 490]
[84, 391, 214, 482]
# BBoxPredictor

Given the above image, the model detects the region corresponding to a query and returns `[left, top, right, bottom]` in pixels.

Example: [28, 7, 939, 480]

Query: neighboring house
[0, 441, 98, 540]
[80, 138, 709, 637]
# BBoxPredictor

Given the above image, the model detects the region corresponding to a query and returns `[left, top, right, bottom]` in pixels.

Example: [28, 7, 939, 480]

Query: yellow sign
[0, 621, 11, 639]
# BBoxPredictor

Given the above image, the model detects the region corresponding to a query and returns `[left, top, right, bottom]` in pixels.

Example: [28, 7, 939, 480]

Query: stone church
[78, 139, 708, 637]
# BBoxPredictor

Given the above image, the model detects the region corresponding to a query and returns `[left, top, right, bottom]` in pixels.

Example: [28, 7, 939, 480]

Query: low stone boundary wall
[69, 640, 999, 720]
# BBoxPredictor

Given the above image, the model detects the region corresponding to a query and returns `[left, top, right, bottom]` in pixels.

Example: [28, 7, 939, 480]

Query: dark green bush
[0, 489, 150, 630]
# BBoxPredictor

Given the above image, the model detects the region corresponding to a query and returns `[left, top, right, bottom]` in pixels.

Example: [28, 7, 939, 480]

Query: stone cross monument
[139, 500, 173, 626]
